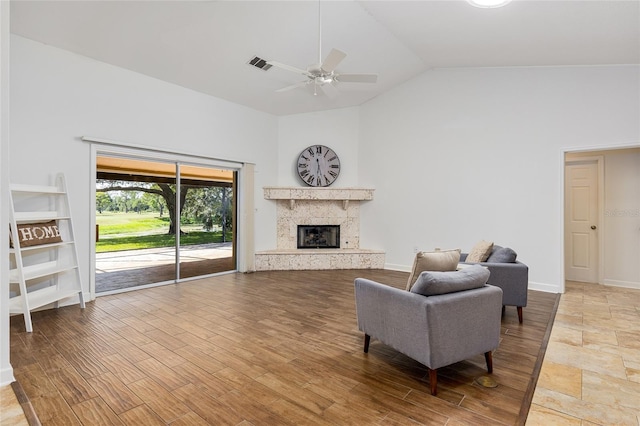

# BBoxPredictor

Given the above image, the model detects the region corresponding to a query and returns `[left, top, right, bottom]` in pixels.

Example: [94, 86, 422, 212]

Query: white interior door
[565, 161, 599, 283]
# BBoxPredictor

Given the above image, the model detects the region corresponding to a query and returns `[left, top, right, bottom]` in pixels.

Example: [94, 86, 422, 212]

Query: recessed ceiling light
[467, 0, 512, 8]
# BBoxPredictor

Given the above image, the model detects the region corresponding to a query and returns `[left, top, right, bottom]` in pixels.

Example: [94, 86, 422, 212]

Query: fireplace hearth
[297, 225, 340, 249]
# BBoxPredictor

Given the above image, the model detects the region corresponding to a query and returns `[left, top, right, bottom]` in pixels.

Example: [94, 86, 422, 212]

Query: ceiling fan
[267, 2, 378, 97]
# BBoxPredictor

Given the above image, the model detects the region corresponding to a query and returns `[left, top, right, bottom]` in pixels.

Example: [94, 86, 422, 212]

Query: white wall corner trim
[0, 0, 15, 385]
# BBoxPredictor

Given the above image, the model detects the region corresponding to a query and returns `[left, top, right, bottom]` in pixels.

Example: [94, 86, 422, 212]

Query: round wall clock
[297, 145, 341, 187]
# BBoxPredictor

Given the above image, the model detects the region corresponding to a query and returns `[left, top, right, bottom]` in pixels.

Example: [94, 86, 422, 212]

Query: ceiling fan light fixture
[315, 74, 334, 85]
[466, 0, 512, 8]
[266, 1, 377, 96]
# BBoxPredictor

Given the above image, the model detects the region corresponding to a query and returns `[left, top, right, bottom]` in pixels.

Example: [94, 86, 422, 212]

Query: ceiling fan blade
[319, 83, 339, 99]
[321, 48, 347, 73]
[335, 73, 378, 84]
[275, 81, 309, 93]
[268, 61, 312, 77]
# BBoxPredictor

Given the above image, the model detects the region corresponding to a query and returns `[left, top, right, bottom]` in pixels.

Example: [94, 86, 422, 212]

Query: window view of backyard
[95, 156, 236, 293]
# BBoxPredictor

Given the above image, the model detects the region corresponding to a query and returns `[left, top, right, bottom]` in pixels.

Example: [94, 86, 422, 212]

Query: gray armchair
[459, 247, 528, 323]
[354, 266, 503, 396]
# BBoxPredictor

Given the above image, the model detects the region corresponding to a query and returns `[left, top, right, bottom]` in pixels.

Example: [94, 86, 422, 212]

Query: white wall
[0, 1, 15, 386]
[603, 150, 640, 287]
[358, 65, 640, 293]
[9, 35, 279, 289]
[277, 107, 360, 187]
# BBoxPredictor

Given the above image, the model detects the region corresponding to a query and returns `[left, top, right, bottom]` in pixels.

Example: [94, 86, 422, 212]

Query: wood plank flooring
[10, 269, 558, 425]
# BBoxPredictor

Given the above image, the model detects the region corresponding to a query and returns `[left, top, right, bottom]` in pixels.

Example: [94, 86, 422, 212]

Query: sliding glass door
[177, 164, 236, 280]
[95, 155, 236, 294]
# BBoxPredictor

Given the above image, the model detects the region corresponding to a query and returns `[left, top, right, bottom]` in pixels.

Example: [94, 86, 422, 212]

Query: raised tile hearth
[255, 249, 385, 271]
[256, 187, 385, 271]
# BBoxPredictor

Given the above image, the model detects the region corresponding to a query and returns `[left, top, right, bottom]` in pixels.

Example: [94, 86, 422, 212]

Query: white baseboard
[384, 263, 411, 273]
[603, 279, 640, 290]
[0, 366, 15, 387]
[528, 281, 562, 294]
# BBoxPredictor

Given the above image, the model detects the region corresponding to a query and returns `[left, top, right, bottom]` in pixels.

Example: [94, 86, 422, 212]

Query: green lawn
[96, 212, 231, 253]
[96, 212, 170, 236]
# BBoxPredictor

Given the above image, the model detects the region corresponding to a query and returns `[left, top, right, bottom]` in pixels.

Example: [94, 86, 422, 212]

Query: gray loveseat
[354, 266, 503, 396]
[459, 245, 528, 323]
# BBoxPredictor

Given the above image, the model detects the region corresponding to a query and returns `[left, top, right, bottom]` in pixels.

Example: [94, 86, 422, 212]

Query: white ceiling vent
[248, 56, 272, 71]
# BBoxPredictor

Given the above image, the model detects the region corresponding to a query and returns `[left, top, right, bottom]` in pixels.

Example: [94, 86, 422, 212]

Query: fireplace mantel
[263, 187, 374, 210]
[257, 186, 384, 270]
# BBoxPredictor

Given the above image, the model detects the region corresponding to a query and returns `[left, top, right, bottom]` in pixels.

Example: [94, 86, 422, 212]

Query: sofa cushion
[410, 265, 490, 297]
[465, 240, 494, 263]
[487, 246, 518, 263]
[406, 249, 460, 291]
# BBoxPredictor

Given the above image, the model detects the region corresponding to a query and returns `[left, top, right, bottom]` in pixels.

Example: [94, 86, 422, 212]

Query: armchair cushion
[466, 240, 494, 263]
[406, 249, 460, 290]
[487, 246, 518, 263]
[410, 265, 490, 297]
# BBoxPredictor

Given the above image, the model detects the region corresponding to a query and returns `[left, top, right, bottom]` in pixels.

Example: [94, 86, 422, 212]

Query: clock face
[297, 145, 341, 187]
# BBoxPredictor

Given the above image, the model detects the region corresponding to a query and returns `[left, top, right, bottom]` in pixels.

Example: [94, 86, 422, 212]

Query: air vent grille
[248, 56, 272, 71]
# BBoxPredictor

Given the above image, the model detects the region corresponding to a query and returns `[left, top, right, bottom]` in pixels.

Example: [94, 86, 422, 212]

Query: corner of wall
[528, 281, 563, 294]
[0, 0, 16, 385]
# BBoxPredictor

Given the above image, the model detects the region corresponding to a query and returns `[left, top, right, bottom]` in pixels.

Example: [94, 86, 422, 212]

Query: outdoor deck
[96, 242, 234, 292]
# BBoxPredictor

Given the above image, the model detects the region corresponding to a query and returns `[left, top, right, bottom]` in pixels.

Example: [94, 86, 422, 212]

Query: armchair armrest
[459, 253, 528, 307]
[354, 278, 433, 365]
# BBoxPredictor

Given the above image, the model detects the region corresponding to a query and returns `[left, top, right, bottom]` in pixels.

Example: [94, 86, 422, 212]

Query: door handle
[591, 225, 597, 230]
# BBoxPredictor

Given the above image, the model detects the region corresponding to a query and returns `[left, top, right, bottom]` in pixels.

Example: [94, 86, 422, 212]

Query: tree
[95, 192, 112, 214]
[182, 186, 233, 240]
[141, 191, 165, 217]
[96, 180, 190, 234]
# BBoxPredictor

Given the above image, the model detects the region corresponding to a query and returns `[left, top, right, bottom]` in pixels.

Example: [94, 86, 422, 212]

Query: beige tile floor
[2, 280, 639, 425]
[527, 281, 640, 425]
[0, 384, 29, 425]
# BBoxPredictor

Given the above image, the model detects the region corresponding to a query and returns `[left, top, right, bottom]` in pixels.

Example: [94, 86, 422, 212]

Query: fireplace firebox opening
[297, 225, 340, 249]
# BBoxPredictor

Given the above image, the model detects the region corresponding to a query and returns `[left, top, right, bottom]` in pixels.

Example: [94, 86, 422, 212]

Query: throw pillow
[10, 220, 62, 248]
[465, 240, 494, 263]
[487, 246, 518, 263]
[410, 265, 490, 297]
[406, 249, 460, 291]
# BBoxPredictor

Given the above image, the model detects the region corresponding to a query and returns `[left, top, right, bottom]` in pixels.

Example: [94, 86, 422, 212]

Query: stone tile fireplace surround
[255, 187, 385, 270]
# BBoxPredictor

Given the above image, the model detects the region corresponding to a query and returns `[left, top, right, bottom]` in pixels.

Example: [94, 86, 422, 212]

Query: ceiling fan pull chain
[317, 0, 322, 66]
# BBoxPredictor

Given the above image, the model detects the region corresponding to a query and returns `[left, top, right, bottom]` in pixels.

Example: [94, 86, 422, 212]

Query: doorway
[564, 157, 601, 283]
[564, 146, 640, 289]
[95, 154, 237, 293]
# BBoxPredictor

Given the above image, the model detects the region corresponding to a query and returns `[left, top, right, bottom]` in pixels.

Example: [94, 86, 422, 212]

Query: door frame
[564, 156, 604, 285]
[88, 140, 249, 299]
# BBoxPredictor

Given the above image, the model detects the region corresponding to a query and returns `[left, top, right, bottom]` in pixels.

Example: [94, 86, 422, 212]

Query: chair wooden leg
[363, 334, 370, 353]
[484, 351, 493, 374]
[428, 368, 438, 396]
[517, 306, 523, 324]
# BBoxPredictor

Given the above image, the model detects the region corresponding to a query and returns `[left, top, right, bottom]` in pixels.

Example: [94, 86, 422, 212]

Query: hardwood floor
[10, 270, 558, 425]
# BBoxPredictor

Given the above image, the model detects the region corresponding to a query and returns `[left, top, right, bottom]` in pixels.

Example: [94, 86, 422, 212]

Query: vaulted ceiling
[10, 0, 640, 116]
